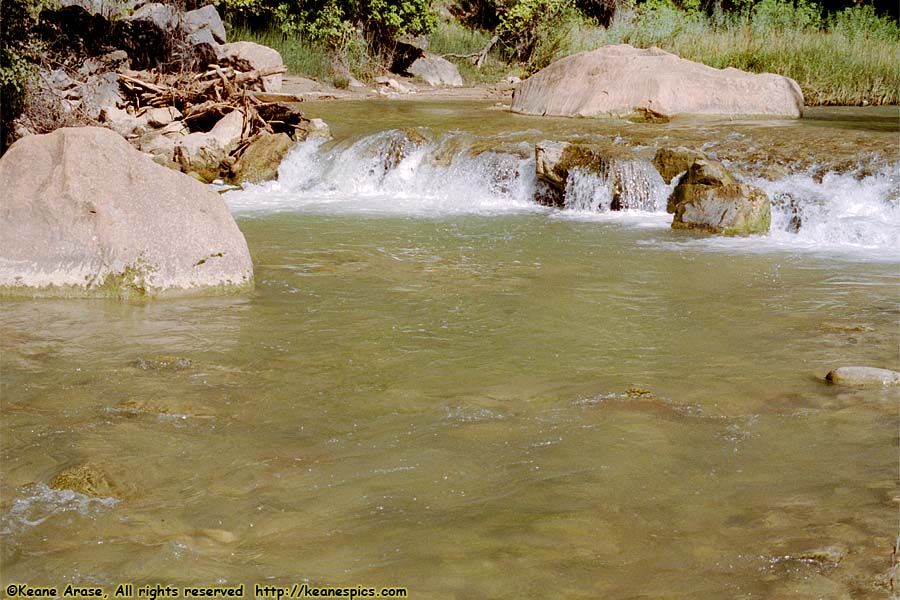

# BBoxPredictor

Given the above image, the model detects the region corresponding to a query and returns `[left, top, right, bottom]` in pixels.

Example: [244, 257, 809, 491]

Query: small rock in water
[797, 544, 847, 565]
[625, 388, 653, 397]
[200, 528, 238, 544]
[132, 355, 192, 371]
[825, 366, 900, 387]
[819, 322, 874, 333]
[50, 463, 118, 498]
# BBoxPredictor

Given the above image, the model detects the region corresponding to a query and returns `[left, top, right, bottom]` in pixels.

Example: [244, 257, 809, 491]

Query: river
[1, 101, 898, 598]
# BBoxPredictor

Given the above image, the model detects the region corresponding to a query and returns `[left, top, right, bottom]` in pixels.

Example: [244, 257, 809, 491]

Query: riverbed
[2, 101, 898, 598]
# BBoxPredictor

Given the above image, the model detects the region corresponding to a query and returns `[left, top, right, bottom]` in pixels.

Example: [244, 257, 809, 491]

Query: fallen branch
[442, 35, 499, 69]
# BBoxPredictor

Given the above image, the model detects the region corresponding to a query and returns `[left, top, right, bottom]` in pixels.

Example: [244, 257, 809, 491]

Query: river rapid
[1, 101, 898, 598]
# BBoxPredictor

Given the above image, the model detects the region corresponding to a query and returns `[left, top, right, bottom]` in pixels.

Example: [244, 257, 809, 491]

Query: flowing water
[2, 101, 899, 598]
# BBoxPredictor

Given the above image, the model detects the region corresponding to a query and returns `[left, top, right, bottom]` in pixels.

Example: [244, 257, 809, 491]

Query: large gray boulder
[184, 4, 226, 44]
[407, 53, 463, 87]
[125, 2, 179, 32]
[79, 72, 124, 119]
[0, 127, 253, 297]
[217, 42, 285, 92]
[670, 159, 771, 235]
[512, 44, 804, 118]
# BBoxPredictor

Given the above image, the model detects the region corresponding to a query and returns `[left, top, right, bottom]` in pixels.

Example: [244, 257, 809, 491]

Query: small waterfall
[564, 167, 614, 211]
[611, 160, 670, 211]
[227, 130, 540, 216]
[223, 128, 899, 256]
[753, 164, 900, 251]
[563, 159, 669, 212]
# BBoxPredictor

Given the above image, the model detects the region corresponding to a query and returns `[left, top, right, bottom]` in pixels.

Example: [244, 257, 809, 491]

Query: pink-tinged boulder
[512, 44, 803, 118]
[0, 127, 253, 298]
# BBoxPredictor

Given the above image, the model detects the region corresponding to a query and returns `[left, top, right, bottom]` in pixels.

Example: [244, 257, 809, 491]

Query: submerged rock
[796, 544, 847, 565]
[380, 129, 428, 173]
[132, 355, 192, 370]
[51, 463, 118, 498]
[670, 159, 771, 235]
[0, 126, 253, 297]
[825, 366, 900, 387]
[512, 44, 804, 118]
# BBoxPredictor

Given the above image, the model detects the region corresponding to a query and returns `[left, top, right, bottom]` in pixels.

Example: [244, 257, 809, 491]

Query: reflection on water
[2, 214, 898, 598]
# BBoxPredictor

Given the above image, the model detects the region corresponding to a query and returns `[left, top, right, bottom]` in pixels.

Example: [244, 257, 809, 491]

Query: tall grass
[427, 20, 516, 83]
[230, 26, 333, 81]
[545, 2, 900, 105]
[229, 25, 387, 85]
[230, 2, 899, 105]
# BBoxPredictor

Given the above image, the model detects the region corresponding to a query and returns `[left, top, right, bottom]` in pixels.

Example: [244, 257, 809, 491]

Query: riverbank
[233, 1, 900, 107]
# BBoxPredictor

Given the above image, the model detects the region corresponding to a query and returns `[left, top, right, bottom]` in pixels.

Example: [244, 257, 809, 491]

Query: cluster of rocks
[111, 67, 330, 183]
[534, 140, 772, 235]
[15, 1, 330, 185]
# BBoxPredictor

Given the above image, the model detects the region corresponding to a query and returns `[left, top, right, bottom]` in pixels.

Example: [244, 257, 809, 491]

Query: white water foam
[563, 161, 674, 213]
[225, 131, 546, 217]
[223, 129, 899, 259]
[757, 165, 900, 251]
[1, 483, 118, 535]
[648, 164, 900, 260]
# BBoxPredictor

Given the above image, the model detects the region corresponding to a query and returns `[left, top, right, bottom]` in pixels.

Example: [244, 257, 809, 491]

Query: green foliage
[220, 0, 437, 49]
[496, 0, 580, 68]
[230, 26, 333, 80]
[750, 0, 823, 31]
[427, 20, 513, 83]
[1, 0, 45, 151]
[827, 3, 900, 41]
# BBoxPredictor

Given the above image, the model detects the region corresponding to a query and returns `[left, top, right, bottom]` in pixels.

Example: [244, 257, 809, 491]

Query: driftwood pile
[112, 63, 328, 182]
[117, 64, 308, 142]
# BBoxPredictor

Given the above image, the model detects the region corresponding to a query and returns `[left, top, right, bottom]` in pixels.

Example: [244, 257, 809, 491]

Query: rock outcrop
[183, 4, 226, 44]
[512, 44, 804, 118]
[669, 159, 771, 235]
[0, 127, 253, 297]
[173, 109, 246, 181]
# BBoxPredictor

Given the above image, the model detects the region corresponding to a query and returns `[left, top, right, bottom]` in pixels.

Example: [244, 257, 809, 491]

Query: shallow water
[2, 102, 899, 598]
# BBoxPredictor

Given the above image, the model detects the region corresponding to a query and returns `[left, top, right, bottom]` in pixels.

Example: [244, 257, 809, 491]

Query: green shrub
[220, 0, 437, 50]
[1, 0, 44, 151]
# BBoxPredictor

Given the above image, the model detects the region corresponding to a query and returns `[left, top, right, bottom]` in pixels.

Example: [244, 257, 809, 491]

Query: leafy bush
[220, 0, 437, 50]
[496, 0, 580, 68]
[1, 0, 45, 152]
